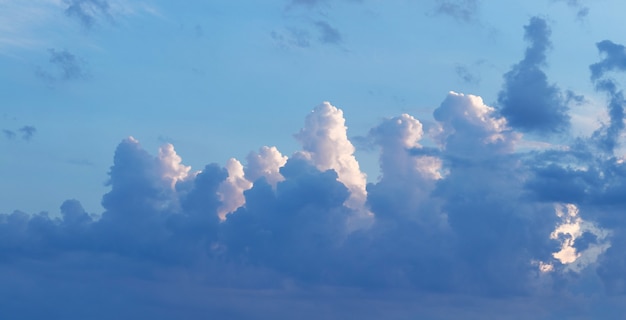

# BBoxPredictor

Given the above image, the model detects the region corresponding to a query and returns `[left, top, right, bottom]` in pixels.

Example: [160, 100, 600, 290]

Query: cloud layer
[3, 15, 626, 319]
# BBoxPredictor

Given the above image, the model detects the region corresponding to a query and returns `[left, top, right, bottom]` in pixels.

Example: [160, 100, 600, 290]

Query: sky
[2, 0, 626, 319]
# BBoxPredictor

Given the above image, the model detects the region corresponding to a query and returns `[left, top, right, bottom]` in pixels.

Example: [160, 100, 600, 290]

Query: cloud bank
[3, 16, 626, 319]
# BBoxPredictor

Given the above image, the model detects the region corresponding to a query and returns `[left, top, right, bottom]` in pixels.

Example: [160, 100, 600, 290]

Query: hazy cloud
[2, 126, 36, 141]
[435, 0, 480, 23]
[36, 49, 88, 83]
[18, 126, 36, 140]
[64, 0, 111, 29]
[553, 0, 589, 19]
[314, 21, 342, 44]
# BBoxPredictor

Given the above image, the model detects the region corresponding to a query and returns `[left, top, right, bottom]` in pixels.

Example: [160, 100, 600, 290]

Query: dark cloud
[2, 129, 16, 140]
[589, 40, 626, 153]
[497, 17, 571, 135]
[3, 89, 626, 316]
[314, 21, 342, 45]
[36, 49, 88, 83]
[18, 126, 36, 140]
[2, 126, 36, 141]
[553, 0, 590, 19]
[435, 0, 480, 23]
[590, 40, 626, 81]
[64, 0, 111, 29]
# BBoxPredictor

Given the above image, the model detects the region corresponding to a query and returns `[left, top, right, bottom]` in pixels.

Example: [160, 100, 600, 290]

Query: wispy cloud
[435, 0, 480, 23]
[36, 49, 89, 83]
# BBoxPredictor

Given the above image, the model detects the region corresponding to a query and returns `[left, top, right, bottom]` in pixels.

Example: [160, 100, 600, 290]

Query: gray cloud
[18, 126, 36, 140]
[36, 49, 88, 83]
[2, 130, 16, 140]
[314, 21, 342, 45]
[64, 0, 111, 29]
[497, 17, 571, 135]
[435, 0, 480, 23]
[2, 88, 626, 317]
[2, 126, 36, 141]
[454, 64, 480, 84]
[553, 0, 589, 19]
[589, 40, 626, 153]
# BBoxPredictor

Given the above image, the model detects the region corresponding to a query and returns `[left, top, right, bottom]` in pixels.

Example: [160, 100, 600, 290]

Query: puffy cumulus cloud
[295, 101, 368, 214]
[245, 146, 288, 188]
[366, 113, 443, 226]
[553, 0, 589, 19]
[7, 90, 626, 317]
[434, 91, 520, 156]
[498, 17, 571, 135]
[217, 158, 253, 220]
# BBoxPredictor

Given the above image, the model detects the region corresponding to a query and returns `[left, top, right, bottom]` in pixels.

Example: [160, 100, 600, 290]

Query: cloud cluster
[5, 16, 626, 318]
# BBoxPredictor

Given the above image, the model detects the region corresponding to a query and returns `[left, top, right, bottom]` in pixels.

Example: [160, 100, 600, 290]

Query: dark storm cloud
[64, 0, 111, 29]
[497, 17, 571, 135]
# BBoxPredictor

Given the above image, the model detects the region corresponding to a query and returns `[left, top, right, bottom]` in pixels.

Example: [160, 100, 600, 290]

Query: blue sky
[3, 0, 626, 319]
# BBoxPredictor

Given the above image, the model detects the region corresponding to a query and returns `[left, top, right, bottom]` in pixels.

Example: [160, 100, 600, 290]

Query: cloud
[454, 64, 480, 84]
[18, 126, 36, 140]
[36, 49, 88, 83]
[497, 17, 571, 135]
[272, 21, 343, 48]
[589, 40, 626, 153]
[435, 0, 480, 23]
[295, 102, 368, 218]
[314, 21, 342, 45]
[553, 0, 589, 19]
[271, 28, 311, 49]
[2, 129, 16, 140]
[590, 40, 626, 80]
[64, 0, 112, 29]
[2, 125, 36, 141]
[5, 88, 626, 316]
[245, 146, 288, 188]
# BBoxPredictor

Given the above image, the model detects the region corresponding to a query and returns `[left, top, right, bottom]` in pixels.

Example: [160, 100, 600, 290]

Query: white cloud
[245, 146, 288, 188]
[295, 102, 369, 214]
[541, 203, 611, 273]
[217, 158, 253, 220]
